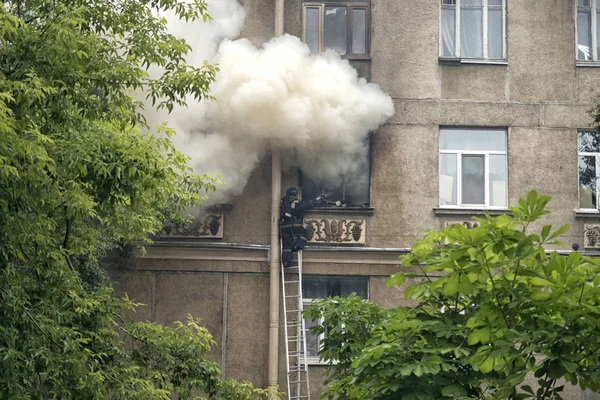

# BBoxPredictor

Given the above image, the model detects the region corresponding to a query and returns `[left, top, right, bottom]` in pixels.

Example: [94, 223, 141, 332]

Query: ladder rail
[280, 240, 292, 400]
[281, 242, 310, 400]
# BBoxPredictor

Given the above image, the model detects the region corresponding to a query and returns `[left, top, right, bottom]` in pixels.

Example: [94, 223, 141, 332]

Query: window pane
[440, 128, 506, 151]
[305, 7, 320, 53]
[440, 153, 457, 206]
[462, 0, 482, 5]
[462, 155, 485, 204]
[489, 154, 506, 207]
[339, 277, 368, 298]
[303, 315, 320, 357]
[579, 131, 600, 153]
[578, 9, 592, 60]
[303, 278, 327, 298]
[442, 0, 456, 4]
[352, 9, 366, 54]
[488, 0, 502, 5]
[579, 155, 597, 209]
[488, 7, 503, 58]
[441, 7, 456, 57]
[579, 0, 591, 6]
[303, 276, 367, 298]
[461, 6, 483, 58]
[597, 10, 600, 60]
[325, 6, 347, 54]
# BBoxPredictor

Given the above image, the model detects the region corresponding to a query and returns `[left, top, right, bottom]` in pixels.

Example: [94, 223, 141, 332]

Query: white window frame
[301, 276, 368, 365]
[439, 0, 506, 61]
[439, 128, 508, 209]
[302, 298, 325, 365]
[302, 0, 370, 58]
[578, 130, 600, 210]
[576, 0, 600, 62]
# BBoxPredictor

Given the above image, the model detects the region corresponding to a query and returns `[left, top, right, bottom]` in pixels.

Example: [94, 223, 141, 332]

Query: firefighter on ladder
[279, 187, 313, 268]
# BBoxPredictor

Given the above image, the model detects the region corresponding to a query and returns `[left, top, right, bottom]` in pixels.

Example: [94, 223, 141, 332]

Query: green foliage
[307, 191, 600, 399]
[0, 0, 275, 398]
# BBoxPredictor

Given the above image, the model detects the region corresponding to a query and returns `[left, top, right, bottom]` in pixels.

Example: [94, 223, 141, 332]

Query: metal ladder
[281, 248, 311, 400]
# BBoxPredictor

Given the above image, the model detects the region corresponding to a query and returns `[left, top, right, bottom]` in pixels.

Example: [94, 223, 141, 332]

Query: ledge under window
[576, 61, 600, 68]
[434, 207, 511, 217]
[575, 210, 600, 220]
[305, 206, 374, 216]
[438, 57, 508, 66]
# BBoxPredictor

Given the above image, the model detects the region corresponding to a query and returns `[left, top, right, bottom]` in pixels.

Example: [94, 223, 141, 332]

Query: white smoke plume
[152, 0, 394, 206]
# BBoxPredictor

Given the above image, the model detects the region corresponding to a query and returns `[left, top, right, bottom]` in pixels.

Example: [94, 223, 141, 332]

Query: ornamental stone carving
[162, 214, 224, 239]
[304, 217, 366, 244]
[584, 224, 600, 248]
[444, 220, 481, 229]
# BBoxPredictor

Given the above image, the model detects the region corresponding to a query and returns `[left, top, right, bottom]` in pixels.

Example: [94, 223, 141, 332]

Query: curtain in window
[578, 6, 592, 60]
[461, 155, 484, 204]
[441, 6, 456, 57]
[352, 9, 366, 54]
[460, 4, 483, 58]
[324, 6, 347, 55]
[488, 6, 503, 58]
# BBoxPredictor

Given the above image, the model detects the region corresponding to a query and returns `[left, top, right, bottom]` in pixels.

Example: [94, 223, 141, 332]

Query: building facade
[110, 1, 600, 399]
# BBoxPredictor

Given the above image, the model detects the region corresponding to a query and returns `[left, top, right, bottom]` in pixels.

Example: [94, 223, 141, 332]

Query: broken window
[300, 142, 371, 207]
[303, 0, 370, 57]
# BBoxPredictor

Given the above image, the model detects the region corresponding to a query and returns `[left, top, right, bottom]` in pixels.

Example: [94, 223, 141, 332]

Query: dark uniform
[279, 187, 312, 268]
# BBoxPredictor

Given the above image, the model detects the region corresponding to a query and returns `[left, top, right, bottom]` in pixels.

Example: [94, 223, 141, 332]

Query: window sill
[434, 207, 511, 217]
[438, 57, 508, 66]
[576, 61, 600, 68]
[305, 206, 374, 216]
[342, 54, 371, 61]
[575, 210, 600, 220]
[205, 203, 232, 212]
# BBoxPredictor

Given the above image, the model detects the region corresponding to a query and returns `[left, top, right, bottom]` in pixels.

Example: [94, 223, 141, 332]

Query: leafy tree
[0, 0, 276, 398]
[306, 191, 600, 399]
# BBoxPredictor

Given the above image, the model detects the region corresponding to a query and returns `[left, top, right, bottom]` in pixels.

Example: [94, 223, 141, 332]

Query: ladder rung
[286, 309, 301, 313]
[285, 295, 301, 299]
[284, 280, 300, 284]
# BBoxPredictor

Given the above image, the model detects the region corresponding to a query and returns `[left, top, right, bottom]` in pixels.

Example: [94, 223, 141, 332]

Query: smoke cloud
[152, 0, 394, 206]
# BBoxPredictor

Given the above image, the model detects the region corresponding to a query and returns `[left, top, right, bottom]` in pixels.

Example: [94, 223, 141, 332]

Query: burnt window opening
[300, 136, 371, 207]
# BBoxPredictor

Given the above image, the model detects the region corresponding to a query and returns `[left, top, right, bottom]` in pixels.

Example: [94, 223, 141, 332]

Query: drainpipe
[268, 1, 284, 392]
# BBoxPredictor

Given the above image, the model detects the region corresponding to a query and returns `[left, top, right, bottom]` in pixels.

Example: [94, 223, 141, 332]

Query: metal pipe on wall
[268, 2, 285, 391]
[269, 0, 284, 392]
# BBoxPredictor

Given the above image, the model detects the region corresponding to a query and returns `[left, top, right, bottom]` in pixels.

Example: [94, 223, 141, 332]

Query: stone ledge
[434, 207, 511, 217]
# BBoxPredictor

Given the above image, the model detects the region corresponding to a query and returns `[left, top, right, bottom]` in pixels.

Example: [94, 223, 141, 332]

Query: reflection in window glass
[579, 131, 600, 209]
[440, 128, 506, 151]
[460, 5, 483, 58]
[578, 8, 593, 60]
[462, 155, 485, 205]
[306, 7, 320, 53]
[489, 154, 507, 207]
[440, 153, 458, 206]
[324, 6, 347, 55]
[352, 9, 366, 54]
[488, 6, 503, 59]
[302, 276, 368, 361]
[441, 6, 456, 57]
[439, 128, 507, 208]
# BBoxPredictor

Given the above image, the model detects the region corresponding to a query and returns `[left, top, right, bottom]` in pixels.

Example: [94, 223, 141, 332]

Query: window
[303, 0, 370, 57]
[578, 131, 600, 209]
[576, 0, 600, 61]
[302, 276, 368, 363]
[440, 0, 505, 60]
[439, 128, 507, 208]
[300, 139, 371, 207]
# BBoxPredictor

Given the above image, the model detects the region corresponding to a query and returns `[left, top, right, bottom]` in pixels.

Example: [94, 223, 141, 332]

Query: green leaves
[0, 0, 265, 398]
[311, 191, 600, 399]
